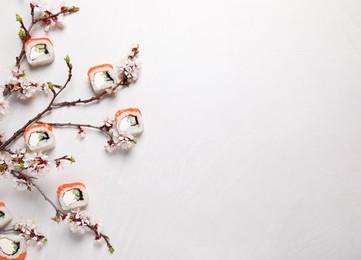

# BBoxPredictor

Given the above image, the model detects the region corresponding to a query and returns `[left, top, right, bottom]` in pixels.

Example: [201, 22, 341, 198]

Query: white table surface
[1, 0, 361, 259]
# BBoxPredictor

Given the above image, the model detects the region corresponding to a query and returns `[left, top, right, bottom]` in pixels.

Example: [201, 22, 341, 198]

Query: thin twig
[37, 122, 112, 138]
[52, 91, 108, 108]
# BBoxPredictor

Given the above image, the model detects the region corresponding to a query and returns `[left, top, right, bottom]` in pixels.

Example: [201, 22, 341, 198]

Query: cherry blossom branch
[0, 57, 73, 150]
[2, 5, 79, 97]
[15, 6, 79, 70]
[10, 170, 114, 253]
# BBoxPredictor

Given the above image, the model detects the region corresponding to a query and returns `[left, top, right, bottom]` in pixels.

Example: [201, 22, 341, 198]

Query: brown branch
[52, 90, 108, 108]
[37, 122, 112, 139]
[32, 181, 62, 215]
[33, 7, 79, 24]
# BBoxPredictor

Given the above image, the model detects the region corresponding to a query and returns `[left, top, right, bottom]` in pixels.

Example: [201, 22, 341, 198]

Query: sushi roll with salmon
[0, 234, 27, 260]
[25, 38, 55, 66]
[0, 203, 13, 230]
[87, 64, 118, 94]
[24, 123, 55, 152]
[57, 182, 89, 211]
[115, 108, 144, 136]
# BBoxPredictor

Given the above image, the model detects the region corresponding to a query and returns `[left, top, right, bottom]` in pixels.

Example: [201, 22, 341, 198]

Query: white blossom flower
[30, 0, 73, 32]
[22, 152, 52, 177]
[119, 138, 134, 150]
[116, 44, 141, 86]
[14, 218, 47, 247]
[116, 58, 140, 85]
[104, 140, 118, 153]
[5, 68, 47, 99]
[64, 210, 103, 237]
[0, 96, 9, 118]
[101, 116, 136, 152]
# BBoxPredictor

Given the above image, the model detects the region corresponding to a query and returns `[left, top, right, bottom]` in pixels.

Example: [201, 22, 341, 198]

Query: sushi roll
[115, 108, 144, 136]
[87, 64, 118, 94]
[24, 123, 55, 152]
[25, 37, 55, 66]
[57, 182, 89, 211]
[0, 203, 13, 230]
[0, 234, 27, 260]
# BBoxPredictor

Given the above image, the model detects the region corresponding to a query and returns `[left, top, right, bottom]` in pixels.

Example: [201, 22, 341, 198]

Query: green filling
[127, 115, 138, 126]
[118, 115, 139, 132]
[34, 44, 48, 55]
[30, 44, 49, 61]
[37, 131, 50, 141]
[12, 242, 19, 255]
[73, 189, 83, 201]
[102, 72, 114, 82]
[0, 211, 4, 218]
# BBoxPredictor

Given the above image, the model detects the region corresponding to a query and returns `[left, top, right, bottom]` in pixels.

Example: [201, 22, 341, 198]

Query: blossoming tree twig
[0, 0, 142, 258]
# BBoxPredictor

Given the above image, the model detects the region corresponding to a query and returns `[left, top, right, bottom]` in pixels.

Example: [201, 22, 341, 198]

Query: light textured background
[1, 0, 361, 259]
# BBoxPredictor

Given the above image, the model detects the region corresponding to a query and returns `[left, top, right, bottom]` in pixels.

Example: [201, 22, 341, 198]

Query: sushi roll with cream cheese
[0, 234, 27, 260]
[25, 38, 55, 67]
[0, 203, 12, 230]
[57, 182, 89, 211]
[115, 108, 144, 136]
[87, 64, 118, 94]
[24, 123, 55, 152]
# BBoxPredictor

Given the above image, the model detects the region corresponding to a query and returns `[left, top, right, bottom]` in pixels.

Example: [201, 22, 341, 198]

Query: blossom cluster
[0, 148, 51, 190]
[101, 117, 136, 153]
[14, 218, 48, 247]
[116, 43, 141, 86]
[0, 149, 73, 190]
[53, 209, 104, 244]
[3, 67, 48, 100]
[30, 0, 79, 31]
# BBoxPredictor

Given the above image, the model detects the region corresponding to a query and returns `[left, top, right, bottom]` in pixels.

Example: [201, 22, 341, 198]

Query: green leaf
[51, 215, 61, 223]
[0, 164, 5, 172]
[69, 156, 76, 163]
[109, 247, 115, 254]
[15, 14, 22, 22]
[18, 29, 25, 37]
[47, 82, 53, 89]
[72, 6, 80, 12]
[18, 71, 26, 78]
[18, 162, 24, 170]
[64, 55, 71, 63]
